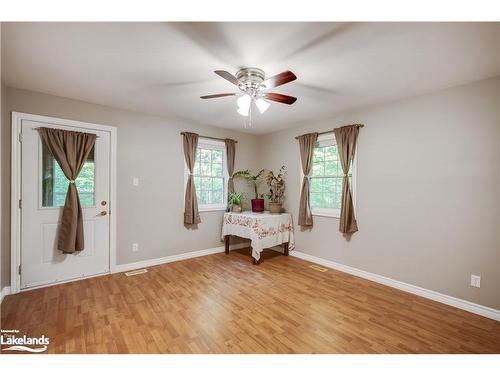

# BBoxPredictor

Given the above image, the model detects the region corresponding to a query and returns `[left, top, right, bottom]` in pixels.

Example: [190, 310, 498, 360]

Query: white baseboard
[291, 250, 500, 321]
[114, 242, 250, 273]
[1, 286, 11, 304]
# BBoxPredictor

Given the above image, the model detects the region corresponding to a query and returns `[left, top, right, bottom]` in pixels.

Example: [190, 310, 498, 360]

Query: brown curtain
[183, 132, 201, 225]
[334, 125, 360, 234]
[37, 127, 96, 253]
[224, 139, 236, 196]
[297, 133, 318, 226]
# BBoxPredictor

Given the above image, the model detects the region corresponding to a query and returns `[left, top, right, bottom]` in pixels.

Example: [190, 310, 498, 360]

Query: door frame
[10, 112, 118, 294]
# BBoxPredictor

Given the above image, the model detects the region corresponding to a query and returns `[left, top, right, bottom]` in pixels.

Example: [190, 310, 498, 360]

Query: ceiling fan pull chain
[243, 103, 252, 128]
[248, 103, 252, 128]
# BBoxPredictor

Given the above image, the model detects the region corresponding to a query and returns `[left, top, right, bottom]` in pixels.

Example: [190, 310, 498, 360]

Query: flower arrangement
[266, 166, 286, 203]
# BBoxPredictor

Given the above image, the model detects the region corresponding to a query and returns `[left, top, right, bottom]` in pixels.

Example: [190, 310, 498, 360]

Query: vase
[269, 202, 282, 214]
[251, 198, 264, 213]
[231, 204, 242, 213]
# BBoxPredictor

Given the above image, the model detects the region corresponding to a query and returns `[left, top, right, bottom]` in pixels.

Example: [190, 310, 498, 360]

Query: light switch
[133, 177, 139, 186]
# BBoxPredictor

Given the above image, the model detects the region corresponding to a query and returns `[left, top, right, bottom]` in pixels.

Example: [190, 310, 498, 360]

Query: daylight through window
[190, 139, 227, 210]
[309, 133, 354, 217]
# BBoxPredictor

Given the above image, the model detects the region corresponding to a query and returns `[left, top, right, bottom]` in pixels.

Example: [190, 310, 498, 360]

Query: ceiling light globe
[237, 106, 249, 117]
[255, 98, 271, 114]
[237, 94, 251, 109]
[237, 94, 251, 117]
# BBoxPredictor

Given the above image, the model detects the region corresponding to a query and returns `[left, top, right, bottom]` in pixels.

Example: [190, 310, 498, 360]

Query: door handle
[99, 211, 107, 216]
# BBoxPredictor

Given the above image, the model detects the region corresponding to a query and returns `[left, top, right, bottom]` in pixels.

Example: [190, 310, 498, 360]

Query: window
[188, 138, 228, 211]
[41, 142, 95, 207]
[308, 133, 355, 218]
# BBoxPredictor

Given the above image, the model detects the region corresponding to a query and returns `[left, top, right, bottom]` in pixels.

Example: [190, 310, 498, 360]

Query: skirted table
[221, 211, 295, 264]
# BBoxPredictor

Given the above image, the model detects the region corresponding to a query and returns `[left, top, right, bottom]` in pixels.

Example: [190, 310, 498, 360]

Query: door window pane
[41, 142, 95, 207]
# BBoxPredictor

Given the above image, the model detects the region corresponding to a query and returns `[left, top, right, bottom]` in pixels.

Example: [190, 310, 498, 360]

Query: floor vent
[125, 269, 148, 276]
[309, 264, 328, 272]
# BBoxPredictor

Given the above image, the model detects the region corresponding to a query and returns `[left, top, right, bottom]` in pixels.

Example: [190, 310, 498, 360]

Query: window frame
[302, 132, 357, 219]
[184, 137, 228, 212]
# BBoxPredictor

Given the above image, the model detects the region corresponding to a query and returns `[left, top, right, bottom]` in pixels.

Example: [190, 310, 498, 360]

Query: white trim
[109, 124, 118, 273]
[198, 137, 225, 148]
[291, 251, 500, 321]
[1, 287, 12, 304]
[198, 207, 227, 212]
[11, 273, 109, 293]
[311, 207, 341, 219]
[10, 112, 118, 294]
[10, 112, 21, 294]
[114, 242, 250, 273]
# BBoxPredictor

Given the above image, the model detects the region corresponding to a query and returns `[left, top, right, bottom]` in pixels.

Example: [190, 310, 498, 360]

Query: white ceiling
[2, 22, 499, 134]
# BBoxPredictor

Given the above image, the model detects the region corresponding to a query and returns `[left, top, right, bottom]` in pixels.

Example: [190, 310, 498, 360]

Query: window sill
[199, 206, 227, 213]
[312, 211, 340, 219]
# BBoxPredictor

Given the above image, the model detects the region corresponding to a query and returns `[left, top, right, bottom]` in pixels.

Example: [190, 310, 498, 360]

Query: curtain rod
[32, 128, 100, 138]
[180, 132, 238, 143]
[294, 124, 364, 139]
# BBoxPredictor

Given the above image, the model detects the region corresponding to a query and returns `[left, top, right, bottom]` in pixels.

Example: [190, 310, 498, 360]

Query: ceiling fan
[200, 68, 297, 118]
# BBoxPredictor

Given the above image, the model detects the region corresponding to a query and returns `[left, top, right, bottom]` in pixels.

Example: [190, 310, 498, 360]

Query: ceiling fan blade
[214, 70, 240, 86]
[264, 93, 297, 105]
[200, 93, 238, 99]
[262, 70, 297, 89]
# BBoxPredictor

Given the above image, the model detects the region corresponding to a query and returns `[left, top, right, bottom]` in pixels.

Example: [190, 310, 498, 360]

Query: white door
[20, 119, 111, 289]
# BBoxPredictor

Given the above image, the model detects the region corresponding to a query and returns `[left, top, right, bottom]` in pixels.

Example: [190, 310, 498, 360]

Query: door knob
[99, 211, 107, 216]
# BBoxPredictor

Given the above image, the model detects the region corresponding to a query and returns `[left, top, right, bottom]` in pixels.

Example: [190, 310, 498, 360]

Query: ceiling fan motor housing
[236, 67, 265, 91]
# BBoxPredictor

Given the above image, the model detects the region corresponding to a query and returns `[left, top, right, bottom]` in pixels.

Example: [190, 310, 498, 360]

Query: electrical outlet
[470, 274, 481, 288]
[133, 177, 139, 186]
[132, 243, 139, 252]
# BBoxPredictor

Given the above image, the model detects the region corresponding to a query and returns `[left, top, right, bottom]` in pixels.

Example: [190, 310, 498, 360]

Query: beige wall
[1, 87, 260, 288]
[259, 77, 500, 309]
[1, 78, 499, 311]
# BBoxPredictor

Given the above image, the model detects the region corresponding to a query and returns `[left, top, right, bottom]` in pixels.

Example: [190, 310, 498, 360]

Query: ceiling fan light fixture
[237, 94, 251, 116]
[201, 68, 297, 124]
[237, 94, 251, 108]
[237, 106, 249, 117]
[255, 98, 271, 114]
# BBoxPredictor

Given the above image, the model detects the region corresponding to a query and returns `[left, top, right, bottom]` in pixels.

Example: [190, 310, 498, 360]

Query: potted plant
[266, 166, 286, 214]
[233, 169, 266, 212]
[228, 192, 243, 213]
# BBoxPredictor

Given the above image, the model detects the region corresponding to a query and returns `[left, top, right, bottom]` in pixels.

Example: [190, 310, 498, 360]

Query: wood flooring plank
[1, 248, 499, 354]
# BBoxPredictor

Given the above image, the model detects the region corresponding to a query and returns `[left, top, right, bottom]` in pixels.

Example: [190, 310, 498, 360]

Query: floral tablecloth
[222, 211, 295, 261]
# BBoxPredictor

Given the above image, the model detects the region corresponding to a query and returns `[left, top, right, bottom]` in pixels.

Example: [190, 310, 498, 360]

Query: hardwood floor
[2, 248, 499, 354]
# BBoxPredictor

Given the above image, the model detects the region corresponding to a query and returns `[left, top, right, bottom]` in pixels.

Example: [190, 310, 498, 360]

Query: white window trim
[183, 137, 228, 212]
[300, 132, 357, 219]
